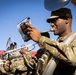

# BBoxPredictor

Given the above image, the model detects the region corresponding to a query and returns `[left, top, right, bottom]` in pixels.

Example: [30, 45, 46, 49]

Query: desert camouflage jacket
[22, 51, 37, 75]
[39, 32, 76, 75]
[1, 52, 32, 75]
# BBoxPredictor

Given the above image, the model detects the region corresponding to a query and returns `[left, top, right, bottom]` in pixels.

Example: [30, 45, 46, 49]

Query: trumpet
[0, 28, 54, 66]
[5, 28, 54, 54]
[41, 28, 54, 33]
[5, 43, 37, 54]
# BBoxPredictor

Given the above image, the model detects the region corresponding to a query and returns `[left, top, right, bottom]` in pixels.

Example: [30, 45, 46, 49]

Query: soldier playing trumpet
[25, 8, 76, 75]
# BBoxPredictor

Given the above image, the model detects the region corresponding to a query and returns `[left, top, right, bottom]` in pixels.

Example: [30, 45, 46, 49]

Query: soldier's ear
[65, 18, 69, 24]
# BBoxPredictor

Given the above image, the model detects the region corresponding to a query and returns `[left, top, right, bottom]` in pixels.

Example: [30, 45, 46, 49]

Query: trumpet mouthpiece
[41, 28, 54, 33]
[50, 28, 54, 32]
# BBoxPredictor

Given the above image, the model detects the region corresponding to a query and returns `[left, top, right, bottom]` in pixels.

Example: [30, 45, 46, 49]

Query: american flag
[6, 37, 13, 47]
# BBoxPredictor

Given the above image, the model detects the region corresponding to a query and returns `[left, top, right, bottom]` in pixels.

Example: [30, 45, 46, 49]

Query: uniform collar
[57, 32, 73, 42]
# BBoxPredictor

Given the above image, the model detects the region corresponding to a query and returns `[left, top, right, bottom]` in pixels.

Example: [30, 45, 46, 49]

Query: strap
[64, 32, 76, 44]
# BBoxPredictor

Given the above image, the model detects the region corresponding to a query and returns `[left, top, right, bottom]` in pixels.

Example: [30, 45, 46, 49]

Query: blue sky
[0, 0, 76, 51]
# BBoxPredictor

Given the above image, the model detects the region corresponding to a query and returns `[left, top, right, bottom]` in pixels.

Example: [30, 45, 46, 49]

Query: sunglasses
[49, 18, 59, 23]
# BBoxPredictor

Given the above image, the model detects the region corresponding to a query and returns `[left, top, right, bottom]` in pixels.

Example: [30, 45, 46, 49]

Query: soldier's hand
[5, 60, 11, 67]
[20, 47, 28, 54]
[26, 23, 41, 43]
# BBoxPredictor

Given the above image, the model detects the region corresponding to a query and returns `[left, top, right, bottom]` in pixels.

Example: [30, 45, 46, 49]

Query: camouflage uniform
[0, 64, 7, 75]
[21, 48, 51, 75]
[39, 32, 76, 75]
[22, 51, 36, 75]
[2, 51, 30, 75]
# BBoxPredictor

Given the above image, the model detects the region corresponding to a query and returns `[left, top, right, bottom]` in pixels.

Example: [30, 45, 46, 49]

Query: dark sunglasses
[49, 16, 70, 23]
[49, 18, 59, 23]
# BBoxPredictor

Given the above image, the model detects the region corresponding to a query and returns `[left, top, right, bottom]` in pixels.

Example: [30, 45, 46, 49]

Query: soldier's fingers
[26, 23, 34, 28]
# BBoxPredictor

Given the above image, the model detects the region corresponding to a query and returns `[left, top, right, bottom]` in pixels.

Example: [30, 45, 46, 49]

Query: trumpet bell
[44, 0, 70, 11]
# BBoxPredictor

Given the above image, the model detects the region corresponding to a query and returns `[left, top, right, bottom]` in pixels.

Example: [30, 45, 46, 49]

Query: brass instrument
[0, 43, 36, 65]
[0, 28, 54, 66]
[5, 28, 54, 55]
[44, 0, 75, 11]
[5, 43, 36, 54]
[35, 53, 50, 75]
[41, 28, 54, 33]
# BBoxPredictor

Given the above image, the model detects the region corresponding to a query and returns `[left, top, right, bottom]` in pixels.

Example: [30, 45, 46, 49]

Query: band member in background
[0, 43, 30, 75]
[6, 42, 17, 50]
[20, 32, 51, 75]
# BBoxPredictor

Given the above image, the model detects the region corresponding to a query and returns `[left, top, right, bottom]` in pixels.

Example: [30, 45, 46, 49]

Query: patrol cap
[47, 8, 72, 23]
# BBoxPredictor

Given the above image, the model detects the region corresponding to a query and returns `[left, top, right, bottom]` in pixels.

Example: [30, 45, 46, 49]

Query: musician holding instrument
[0, 43, 30, 75]
[26, 8, 76, 75]
[20, 46, 35, 75]
[20, 32, 51, 75]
